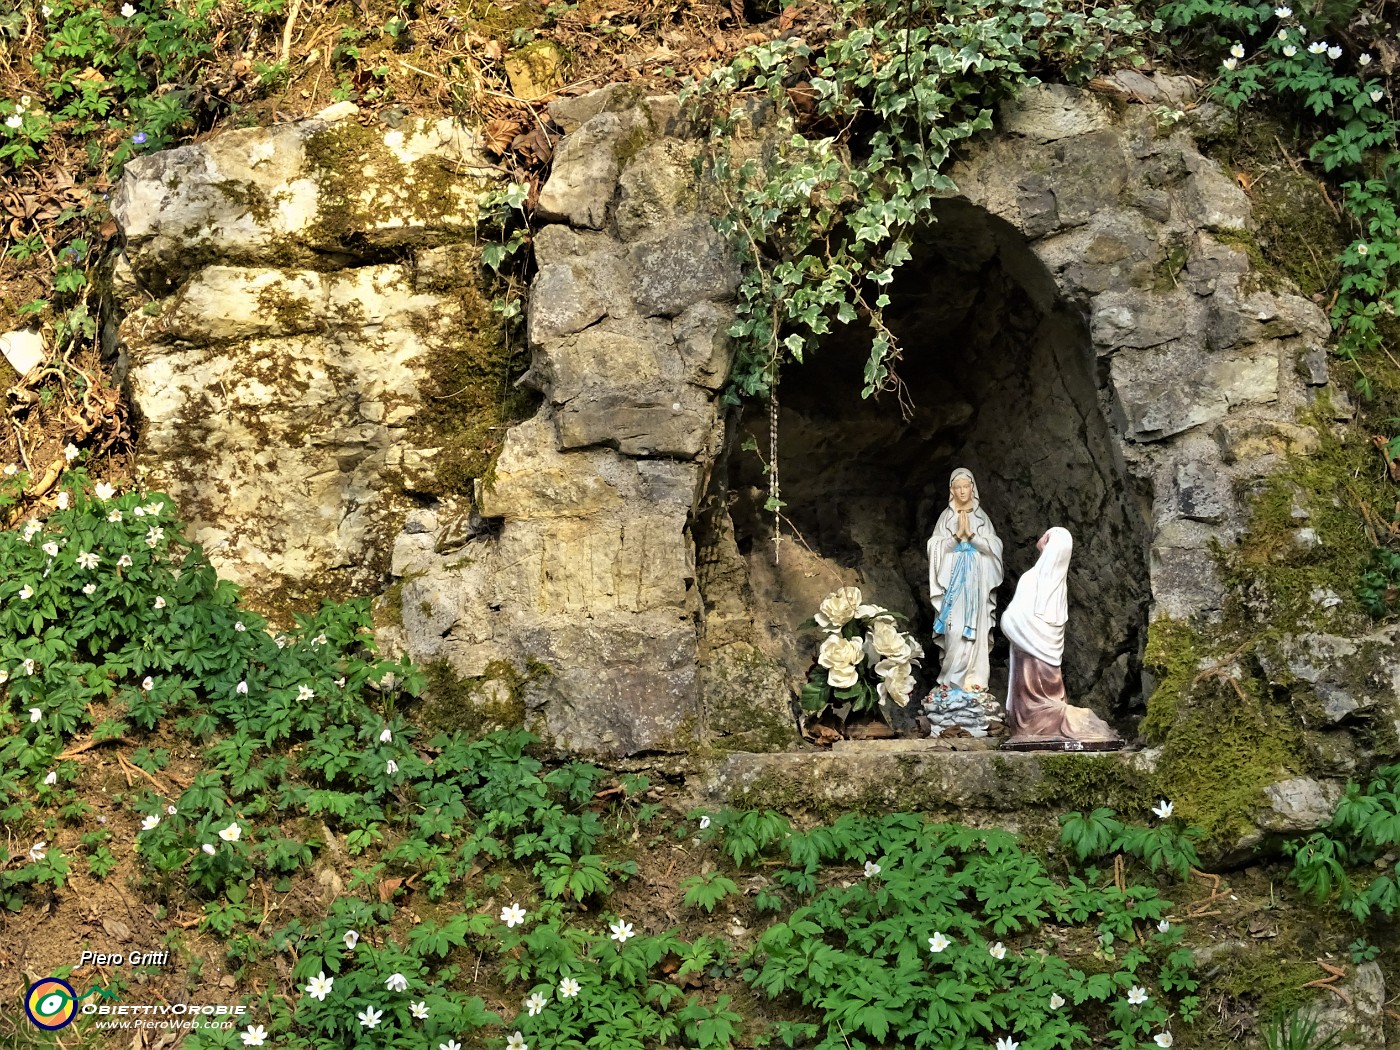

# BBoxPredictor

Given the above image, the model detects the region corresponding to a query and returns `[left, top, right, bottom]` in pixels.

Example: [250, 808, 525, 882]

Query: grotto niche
[703, 199, 1152, 735]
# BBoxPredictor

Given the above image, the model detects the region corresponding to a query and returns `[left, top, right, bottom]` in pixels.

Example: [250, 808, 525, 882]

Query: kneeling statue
[1001, 527, 1122, 750]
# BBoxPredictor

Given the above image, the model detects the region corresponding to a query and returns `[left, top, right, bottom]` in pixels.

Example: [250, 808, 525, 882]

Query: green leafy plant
[1286, 763, 1400, 920]
[1262, 1007, 1345, 1050]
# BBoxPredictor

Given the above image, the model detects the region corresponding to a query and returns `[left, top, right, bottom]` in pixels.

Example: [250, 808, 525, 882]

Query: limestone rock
[628, 221, 740, 317]
[1256, 628, 1400, 728]
[615, 139, 705, 241]
[503, 41, 564, 101]
[1313, 962, 1386, 1050]
[999, 83, 1114, 141]
[1213, 417, 1320, 463]
[0, 328, 45, 378]
[536, 110, 644, 229]
[1257, 777, 1343, 833]
[113, 114, 496, 293]
[1175, 460, 1228, 524]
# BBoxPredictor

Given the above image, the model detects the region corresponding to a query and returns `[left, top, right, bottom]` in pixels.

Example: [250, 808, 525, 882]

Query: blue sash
[934, 540, 979, 641]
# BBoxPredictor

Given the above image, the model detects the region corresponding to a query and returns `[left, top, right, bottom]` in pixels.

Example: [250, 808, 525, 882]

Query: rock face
[115, 81, 1354, 761]
[111, 106, 501, 600]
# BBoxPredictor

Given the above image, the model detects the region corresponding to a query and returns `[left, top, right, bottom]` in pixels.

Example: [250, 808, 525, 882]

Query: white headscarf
[1001, 527, 1072, 666]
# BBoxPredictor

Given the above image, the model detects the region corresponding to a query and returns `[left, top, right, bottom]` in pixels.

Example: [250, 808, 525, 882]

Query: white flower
[501, 903, 527, 928]
[868, 619, 913, 660]
[1277, 28, 1288, 39]
[1049, 992, 1066, 1009]
[379, 727, 392, 742]
[1154, 1034, 1174, 1048]
[202, 843, 217, 855]
[441, 1043, 463, 1050]
[0, 115, 16, 130]
[559, 977, 580, 998]
[44, 771, 57, 785]
[814, 586, 863, 630]
[410, 1000, 429, 1019]
[1153, 799, 1174, 819]
[219, 821, 241, 842]
[144, 500, 163, 515]
[1223, 57, 1238, 69]
[234, 621, 246, 631]
[77, 551, 98, 570]
[142, 676, 154, 691]
[525, 992, 547, 1016]
[996, 1039, 1019, 1050]
[1157, 919, 1171, 933]
[241, 1024, 267, 1046]
[145, 526, 164, 548]
[988, 942, 1006, 960]
[0, 670, 7, 685]
[699, 815, 711, 830]
[29, 707, 42, 723]
[82, 583, 96, 595]
[357, 1006, 383, 1029]
[385, 972, 408, 993]
[64, 443, 79, 462]
[167, 805, 177, 815]
[1274, 4, 1291, 15]
[863, 860, 881, 878]
[236, 680, 248, 695]
[506, 1033, 528, 1050]
[20, 585, 33, 600]
[22, 521, 40, 542]
[133, 505, 145, 517]
[343, 930, 359, 950]
[275, 636, 286, 649]
[153, 595, 166, 609]
[1359, 52, 1372, 65]
[828, 663, 860, 689]
[29, 841, 46, 862]
[1283, 44, 1297, 56]
[297, 684, 314, 702]
[1308, 41, 1327, 54]
[928, 932, 951, 953]
[1229, 42, 1244, 58]
[23, 658, 35, 676]
[42, 541, 59, 557]
[386, 760, 398, 775]
[610, 920, 635, 943]
[2, 463, 13, 474]
[877, 661, 917, 707]
[142, 815, 160, 831]
[120, 1, 136, 14]
[313, 633, 327, 645]
[56, 492, 69, 510]
[1371, 89, 1385, 102]
[117, 554, 132, 567]
[817, 634, 864, 670]
[95, 481, 115, 500]
[1128, 986, 1149, 1005]
[1327, 44, 1342, 59]
[1356, 243, 1370, 257]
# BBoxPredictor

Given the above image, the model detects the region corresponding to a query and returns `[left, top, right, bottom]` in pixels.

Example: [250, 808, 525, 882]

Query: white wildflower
[145, 525, 164, 548]
[610, 920, 635, 943]
[82, 583, 96, 595]
[77, 551, 99, 570]
[410, 1000, 429, 1019]
[1274, 4, 1291, 15]
[863, 860, 881, 878]
[1283, 44, 1297, 56]
[297, 684, 314, 701]
[219, 821, 241, 842]
[928, 932, 951, 953]
[559, 976, 581, 998]
[56, 491, 69, 510]
[525, 992, 547, 1016]
[386, 760, 398, 775]
[95, 481, 116, 500]
[153, 595, 166, 609]
[385, 973, 408, 993]
[20, 585, 33, 600]
[142, 814, 160, 831]
[1050, 993, 1066, 1009]
[1223, 57, 1238, 69]
[236, 680, 248, 694]
[44, 771, 57, 785]
[142, 676, 154, 691]
[29, 841, 46, 862]
[117, 554, 132, 567]
[64, 443, 79, 462]
[241, 1024, 267, 1047]
[357, 1006, 383, 1029]
[108, 510, 122, 522]
[344, 930, 360, 950]
[202, 843, 217, 855]
[1370, 89, 1385, 102]
[1128, 986, 1149, 1005]
[1155, 1035, 1174, 1048]
[501, 903, 527, 928]
[699, 816, 711, 830]
[379, 727, 393, 742]
[1152, 800, 1174, 819]
[42, 541, 59, 557]
[30, 707, 42, 722]
[506, 1033, 527, 1050]
[1308, 41, 1327, 54]
[1230, 42, 1244, 58]
[988, 942, 1006, 960]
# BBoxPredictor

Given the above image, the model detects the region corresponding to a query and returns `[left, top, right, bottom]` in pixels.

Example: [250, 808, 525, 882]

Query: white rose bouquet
[801, 586, 924, 720]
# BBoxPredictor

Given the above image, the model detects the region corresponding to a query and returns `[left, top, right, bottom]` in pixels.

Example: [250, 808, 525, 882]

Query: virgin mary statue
[1001, 527, 1121, 746]
[927, 468, 1003, 694]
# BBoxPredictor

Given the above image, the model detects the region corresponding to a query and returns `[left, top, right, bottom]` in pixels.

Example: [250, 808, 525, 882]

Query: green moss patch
[415, 657, 550, 737]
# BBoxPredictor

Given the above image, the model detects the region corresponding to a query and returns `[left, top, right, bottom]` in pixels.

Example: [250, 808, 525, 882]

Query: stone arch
[715, 197, 1151, 716]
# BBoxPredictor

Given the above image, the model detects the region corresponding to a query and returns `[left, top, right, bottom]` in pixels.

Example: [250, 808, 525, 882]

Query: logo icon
[23, 978, 118, 1030]
[25, 978, 78, 1030]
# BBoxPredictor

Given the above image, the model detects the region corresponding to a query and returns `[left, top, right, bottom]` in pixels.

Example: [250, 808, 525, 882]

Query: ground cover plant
[1, 471, 1395, 1049]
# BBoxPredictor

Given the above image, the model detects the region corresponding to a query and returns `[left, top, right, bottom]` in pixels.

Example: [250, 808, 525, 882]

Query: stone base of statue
[1001, 736, 1124, 752]
[922, 685, 1005, 739]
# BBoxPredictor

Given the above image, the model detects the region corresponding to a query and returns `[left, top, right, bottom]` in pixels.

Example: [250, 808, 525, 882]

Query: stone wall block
[1213, 416, 1320, 464]
[673, 301, 737, 390]
[536, 110, 644, 229]
[1090, 289, 1200, 351]
[616, 139, 705, 241]
[998, 83, 1114, 141]
[628, 220, 740, 317]
[1180, 151, 1251, 231]
[554, 385, 715, 458]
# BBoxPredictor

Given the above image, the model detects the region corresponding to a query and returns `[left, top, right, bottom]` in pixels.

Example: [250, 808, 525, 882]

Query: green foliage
[1058, 807, 1205, 879]
[684, 0, 1158, 404]
[681, 871, 741, 913]
[1358, 545, 1400, 618]
[1261, 1007, 1345, 1050]
[738, 815, 1186, 1050]
[1287, 762, 1400, 921]
[1158, 0, 1398, 393]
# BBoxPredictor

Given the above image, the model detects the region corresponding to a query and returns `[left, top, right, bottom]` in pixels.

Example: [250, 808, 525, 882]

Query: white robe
[1000, 527, 1072, 667]
[927, 505, 1004, 691]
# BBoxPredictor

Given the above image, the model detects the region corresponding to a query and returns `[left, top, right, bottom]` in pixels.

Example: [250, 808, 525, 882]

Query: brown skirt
[1006, 645, 1120, 744]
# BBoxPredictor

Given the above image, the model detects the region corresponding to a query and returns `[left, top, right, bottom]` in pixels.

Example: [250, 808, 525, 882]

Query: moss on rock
[415, 656, 550, 737]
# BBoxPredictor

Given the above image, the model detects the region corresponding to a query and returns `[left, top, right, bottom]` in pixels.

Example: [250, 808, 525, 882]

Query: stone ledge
[703, 746, 1158, 814]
